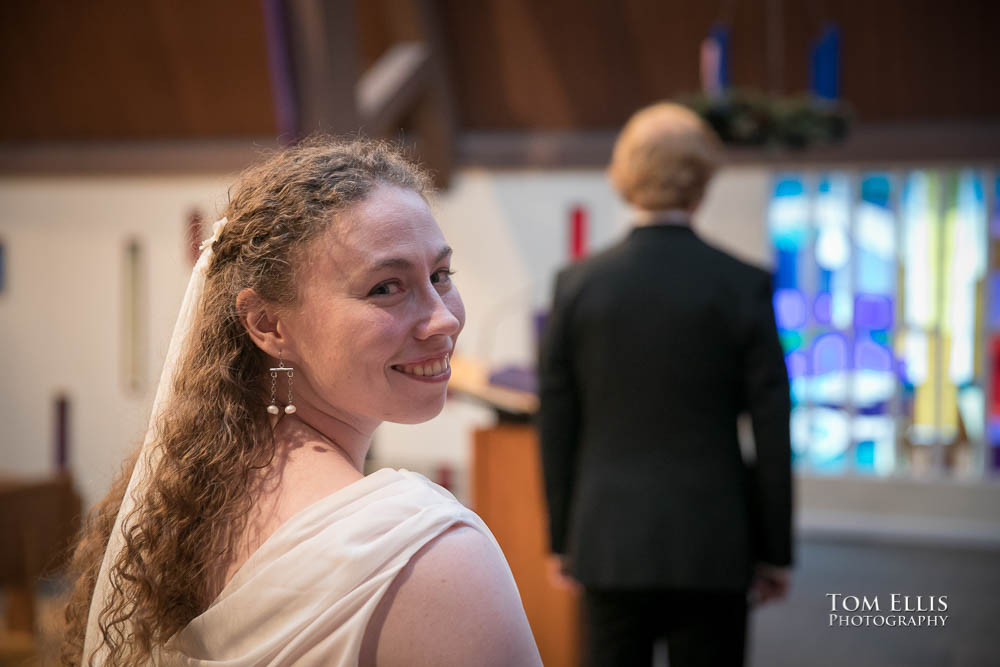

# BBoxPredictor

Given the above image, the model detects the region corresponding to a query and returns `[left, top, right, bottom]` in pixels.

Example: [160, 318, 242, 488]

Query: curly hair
[62, 137, 431, 666]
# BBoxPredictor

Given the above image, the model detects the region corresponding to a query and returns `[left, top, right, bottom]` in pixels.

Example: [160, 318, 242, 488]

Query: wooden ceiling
[0, 0, 275, 139]
[438, 0, 1000, 129]
[1, 0, 997, 141]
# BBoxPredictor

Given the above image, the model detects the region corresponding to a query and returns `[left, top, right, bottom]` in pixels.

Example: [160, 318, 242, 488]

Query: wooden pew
[0, 473, 81, 636]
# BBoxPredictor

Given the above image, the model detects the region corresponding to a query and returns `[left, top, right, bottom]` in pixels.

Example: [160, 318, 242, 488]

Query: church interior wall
[3, 165, 996, 548]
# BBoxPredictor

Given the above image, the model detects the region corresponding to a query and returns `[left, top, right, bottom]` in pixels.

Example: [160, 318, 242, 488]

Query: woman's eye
[431, 269, 456, 285]
[368, 281, 402, 297]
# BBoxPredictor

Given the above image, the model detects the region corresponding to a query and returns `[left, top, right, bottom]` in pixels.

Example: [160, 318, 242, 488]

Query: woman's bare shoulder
[360, 523, 542, 667]
[215, 448, 363, 595]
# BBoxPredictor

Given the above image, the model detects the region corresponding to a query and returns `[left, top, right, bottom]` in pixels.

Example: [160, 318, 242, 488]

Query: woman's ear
[236, 288, 288, 358]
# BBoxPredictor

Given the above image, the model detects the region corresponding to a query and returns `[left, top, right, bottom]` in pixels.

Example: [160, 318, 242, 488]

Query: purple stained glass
[989, 273, 1000, 329]
[812, 332, 848, 375]
[855, 339, 893, 372]
[988, 418, 1000, 446]
[488, 365, 537, 394]
[857, 402, 890, 416]
[774, 288, 808, 330]
[814, 292, 832, 325]
[854, 294, 894, 330]
[786, 350, 808, 378]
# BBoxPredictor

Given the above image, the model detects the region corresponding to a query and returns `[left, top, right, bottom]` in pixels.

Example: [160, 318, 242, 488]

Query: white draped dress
[158, 467, 516, 666]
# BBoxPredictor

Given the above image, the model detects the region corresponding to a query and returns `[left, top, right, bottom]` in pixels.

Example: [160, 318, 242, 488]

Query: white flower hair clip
[199, 217, 229, 252]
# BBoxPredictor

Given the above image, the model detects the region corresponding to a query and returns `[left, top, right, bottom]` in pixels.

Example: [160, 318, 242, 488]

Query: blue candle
[700, 23, 729, 97]
[811, 24, 840, 100]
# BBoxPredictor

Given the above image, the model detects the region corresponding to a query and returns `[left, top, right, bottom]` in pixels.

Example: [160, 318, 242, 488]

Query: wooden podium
[472, 424, 581, 667]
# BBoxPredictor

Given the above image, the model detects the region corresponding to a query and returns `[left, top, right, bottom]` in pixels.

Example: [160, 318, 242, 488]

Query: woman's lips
[391, 365, 451, 382]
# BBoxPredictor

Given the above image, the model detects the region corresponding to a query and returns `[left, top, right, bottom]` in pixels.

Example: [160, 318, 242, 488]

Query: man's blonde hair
[609, 102, 722, 211]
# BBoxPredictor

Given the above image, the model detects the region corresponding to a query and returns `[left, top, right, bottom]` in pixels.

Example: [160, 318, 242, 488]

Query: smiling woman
[241, 184, 466, 430]
[62, 138, 541, 667]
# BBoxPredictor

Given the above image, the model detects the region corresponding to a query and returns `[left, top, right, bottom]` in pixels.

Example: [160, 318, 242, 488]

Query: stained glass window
[767, 169, 993, 477]
[987, 173, 1000, 471]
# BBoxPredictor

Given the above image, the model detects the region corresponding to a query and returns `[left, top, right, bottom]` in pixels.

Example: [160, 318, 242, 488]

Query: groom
[537, 102, 793, 667]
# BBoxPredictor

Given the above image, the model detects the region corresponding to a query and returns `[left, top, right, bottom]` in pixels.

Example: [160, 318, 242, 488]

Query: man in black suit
[538, 102, 793, 667]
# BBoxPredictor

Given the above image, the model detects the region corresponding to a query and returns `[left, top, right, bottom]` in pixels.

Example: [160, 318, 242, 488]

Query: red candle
[570, 204, 588, 261]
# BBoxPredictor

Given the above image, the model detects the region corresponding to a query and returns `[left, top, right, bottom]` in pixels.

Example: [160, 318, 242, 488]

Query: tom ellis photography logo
[826, 594, 949, 628]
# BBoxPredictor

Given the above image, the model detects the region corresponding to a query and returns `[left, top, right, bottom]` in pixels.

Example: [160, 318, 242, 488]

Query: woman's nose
[416, 286, 462, 339]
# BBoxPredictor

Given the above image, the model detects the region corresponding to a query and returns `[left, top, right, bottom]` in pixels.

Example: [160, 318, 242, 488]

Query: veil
[82, 217, 228, 664]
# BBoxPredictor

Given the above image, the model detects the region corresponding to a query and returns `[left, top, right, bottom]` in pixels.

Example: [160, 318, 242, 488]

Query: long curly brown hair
[61, 137, 431, 666]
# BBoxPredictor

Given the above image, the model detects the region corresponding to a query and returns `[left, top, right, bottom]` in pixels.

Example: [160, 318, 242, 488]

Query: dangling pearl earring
[284, 362, 296, 414]
[267, 356, 296, 415]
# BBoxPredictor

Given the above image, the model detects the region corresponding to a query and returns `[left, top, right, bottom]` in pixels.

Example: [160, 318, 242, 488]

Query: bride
[62, 138, 542, 666]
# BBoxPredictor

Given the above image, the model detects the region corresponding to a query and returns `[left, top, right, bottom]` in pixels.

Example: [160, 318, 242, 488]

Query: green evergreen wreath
[679, 89, 853, 149]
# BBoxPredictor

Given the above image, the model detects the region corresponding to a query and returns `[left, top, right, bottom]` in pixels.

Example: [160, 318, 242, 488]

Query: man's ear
[236, 288, 289, 359]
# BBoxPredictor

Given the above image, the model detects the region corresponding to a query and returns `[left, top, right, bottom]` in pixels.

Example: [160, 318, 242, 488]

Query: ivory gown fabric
[157, 467, 516, 666]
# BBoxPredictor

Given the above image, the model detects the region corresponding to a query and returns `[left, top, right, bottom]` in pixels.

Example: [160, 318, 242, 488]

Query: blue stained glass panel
[774, 289, 808, 330]
[813, 332, 849, 375]
[786, 350, 808, 378]
[860, 174, 891, 208]
[990, 175, 1000, 238]
[856, 440, 876, 468]
[814, 292, 832, 324]
[854, 294, 894, 330]
[775, 248, 799, 290]
[855, 339, 893, 372]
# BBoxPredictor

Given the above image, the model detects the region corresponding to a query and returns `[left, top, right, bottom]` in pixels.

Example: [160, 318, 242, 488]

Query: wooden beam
[458, 123, 1000, 169]
[284, 0, 360, 136]
[408, 0, 457, 187]
[0, 139, 280, 175]
[261, 0, 299, 141]
[357, 42, 431, 135]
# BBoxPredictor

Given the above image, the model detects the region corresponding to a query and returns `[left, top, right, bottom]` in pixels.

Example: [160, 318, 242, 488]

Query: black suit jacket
[537, 224, 793, 590]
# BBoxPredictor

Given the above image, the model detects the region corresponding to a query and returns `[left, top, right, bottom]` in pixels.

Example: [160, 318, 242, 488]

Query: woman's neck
[209, 412, 376, 604]
[270, 406, 377, 473]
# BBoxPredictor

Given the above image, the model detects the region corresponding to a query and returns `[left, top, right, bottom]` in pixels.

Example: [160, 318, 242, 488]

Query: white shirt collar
[632, 208, 692, 227]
